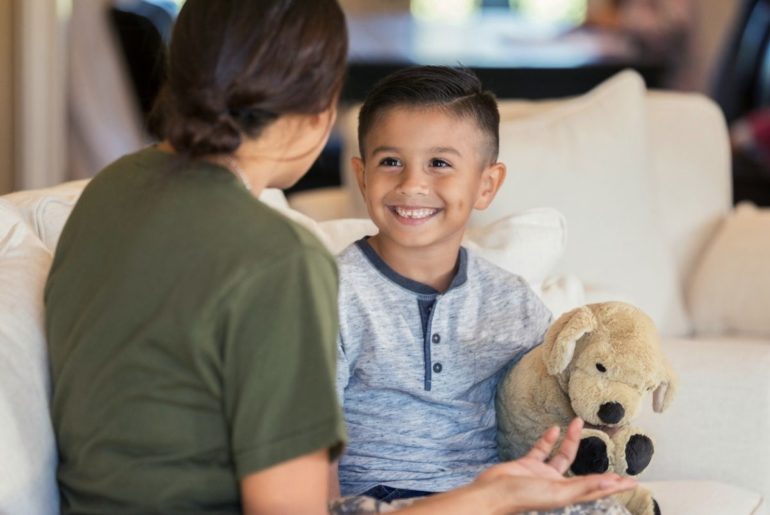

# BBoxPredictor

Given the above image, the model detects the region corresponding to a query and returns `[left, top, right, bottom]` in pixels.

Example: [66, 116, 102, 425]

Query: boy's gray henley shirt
[336, 239, 551, 495]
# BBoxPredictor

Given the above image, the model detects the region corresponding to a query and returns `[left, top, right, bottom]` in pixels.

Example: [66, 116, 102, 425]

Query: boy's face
[353, 107, 505, 255]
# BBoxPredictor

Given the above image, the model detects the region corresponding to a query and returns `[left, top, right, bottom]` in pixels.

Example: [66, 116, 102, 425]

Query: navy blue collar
[355, 237, 468, 296]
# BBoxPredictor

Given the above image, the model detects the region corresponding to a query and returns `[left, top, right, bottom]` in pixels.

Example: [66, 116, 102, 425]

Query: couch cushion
[477, 71, 689, 336]
[688, 203, 770, 337]
[0, 199, 59, 514]
[643, 480, 765, 515]
[636, 336, 770, 504]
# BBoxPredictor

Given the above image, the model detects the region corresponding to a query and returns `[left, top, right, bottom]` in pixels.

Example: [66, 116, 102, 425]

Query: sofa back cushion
[474, 71, 690, 335]
[0, 199, 59, 514]
[645, 91, 732, 286]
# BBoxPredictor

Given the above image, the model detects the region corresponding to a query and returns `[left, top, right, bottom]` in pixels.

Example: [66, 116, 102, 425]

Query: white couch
[0, 71, 768, 515]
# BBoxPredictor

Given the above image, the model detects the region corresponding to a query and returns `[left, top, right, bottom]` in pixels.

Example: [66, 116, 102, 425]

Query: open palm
[474, 418, 636, 512]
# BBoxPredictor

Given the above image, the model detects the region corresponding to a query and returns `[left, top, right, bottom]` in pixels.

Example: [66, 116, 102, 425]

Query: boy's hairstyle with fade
[357, 66, 500, 165]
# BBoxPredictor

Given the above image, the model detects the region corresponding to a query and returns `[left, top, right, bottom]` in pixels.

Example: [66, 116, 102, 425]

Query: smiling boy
[334, 66, 553, 501]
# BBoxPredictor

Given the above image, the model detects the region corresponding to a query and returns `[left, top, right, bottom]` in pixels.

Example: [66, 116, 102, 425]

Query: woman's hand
[475, 418, 636, 513]
[331, 419, 634, 515]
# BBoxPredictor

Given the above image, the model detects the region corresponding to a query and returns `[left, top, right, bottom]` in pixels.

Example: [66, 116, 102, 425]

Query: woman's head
[153, 0, 348, 159]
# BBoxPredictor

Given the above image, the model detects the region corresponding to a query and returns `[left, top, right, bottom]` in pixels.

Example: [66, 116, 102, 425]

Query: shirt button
[433, 362, 443, 373]
[432, 333, 440, 344]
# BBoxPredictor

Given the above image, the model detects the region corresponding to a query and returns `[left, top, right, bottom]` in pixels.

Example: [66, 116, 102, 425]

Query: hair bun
[165, 106, 242, 158]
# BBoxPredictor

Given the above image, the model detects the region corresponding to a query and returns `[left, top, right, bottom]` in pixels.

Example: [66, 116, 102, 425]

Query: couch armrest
[637, 337, 770, 501]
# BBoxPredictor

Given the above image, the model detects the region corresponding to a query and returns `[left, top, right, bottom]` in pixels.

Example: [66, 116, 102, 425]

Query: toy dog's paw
[625, 434, 654, 475]
[612, 426, 655, 476]
[571, 435, 610, 475]
[616, 486, 659, 515]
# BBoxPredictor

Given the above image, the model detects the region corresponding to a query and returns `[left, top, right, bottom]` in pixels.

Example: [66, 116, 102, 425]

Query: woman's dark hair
[357, 66, 500, 164]
[151, 0, 348, 158]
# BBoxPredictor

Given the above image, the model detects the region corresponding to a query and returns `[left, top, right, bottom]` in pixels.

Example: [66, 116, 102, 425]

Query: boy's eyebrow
[371, 146, 400, 155]
[429, 146, 462, 157]
[370, 146, 463, 156]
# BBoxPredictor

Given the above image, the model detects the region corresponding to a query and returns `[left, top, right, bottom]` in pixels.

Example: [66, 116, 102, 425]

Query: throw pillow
[315, 208, 566, 289]
[688, 203, 770, 336]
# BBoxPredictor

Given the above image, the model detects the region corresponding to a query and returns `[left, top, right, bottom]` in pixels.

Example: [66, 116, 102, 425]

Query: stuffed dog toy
[496, 301, 677, 515]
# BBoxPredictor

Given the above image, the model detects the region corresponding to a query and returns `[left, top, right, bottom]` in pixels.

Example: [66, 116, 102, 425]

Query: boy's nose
[396, 167, 429, 196]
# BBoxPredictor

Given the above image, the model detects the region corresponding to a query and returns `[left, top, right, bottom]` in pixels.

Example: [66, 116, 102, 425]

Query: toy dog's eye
[596, 363, 607, 373]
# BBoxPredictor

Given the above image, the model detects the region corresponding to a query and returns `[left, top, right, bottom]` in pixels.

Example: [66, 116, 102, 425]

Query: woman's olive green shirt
[45, 147, 345, 514]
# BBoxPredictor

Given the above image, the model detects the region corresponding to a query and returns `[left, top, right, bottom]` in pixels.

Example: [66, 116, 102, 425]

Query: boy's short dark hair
[357, 66, 500, 164]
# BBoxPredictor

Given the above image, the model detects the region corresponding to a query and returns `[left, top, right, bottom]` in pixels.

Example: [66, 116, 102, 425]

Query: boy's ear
[352, 156, 366, 197]
[473, 162, 506, 210]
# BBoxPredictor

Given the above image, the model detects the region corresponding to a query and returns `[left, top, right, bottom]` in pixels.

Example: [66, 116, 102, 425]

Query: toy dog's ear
[542, 306, 598, 375]
[652, 362, 678, 413]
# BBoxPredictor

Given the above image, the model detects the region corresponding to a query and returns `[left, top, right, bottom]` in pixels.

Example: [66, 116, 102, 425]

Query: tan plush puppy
[496, 301, 677, 515]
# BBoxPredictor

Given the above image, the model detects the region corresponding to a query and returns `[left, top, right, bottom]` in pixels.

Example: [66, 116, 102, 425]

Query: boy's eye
[378, 157, 401, 167]
[430, 158, 450, 168]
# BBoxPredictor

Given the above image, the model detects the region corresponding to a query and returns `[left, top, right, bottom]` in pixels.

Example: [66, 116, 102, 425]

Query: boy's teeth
[395, 207, 437, 219]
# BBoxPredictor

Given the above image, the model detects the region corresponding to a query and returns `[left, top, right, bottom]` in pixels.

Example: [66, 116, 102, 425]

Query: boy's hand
[474, 418, 636, 512]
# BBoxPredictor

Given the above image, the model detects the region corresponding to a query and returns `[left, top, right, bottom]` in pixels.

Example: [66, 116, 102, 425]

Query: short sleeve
[221, 247, 346, 479]
[523, 278, 553, 351]
[505, 276, 553, 370]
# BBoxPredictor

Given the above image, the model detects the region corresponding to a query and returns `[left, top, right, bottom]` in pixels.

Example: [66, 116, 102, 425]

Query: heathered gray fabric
[336, 240, 552, 496]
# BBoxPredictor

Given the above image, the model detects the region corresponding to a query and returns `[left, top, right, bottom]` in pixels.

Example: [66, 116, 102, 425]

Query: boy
[334, 66, 553, 501]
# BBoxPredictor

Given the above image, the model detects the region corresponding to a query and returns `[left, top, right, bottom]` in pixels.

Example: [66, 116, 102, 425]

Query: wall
[14, 0, 69, 190]
[691, 0, 743, 94]
[0, 0, 13, 193]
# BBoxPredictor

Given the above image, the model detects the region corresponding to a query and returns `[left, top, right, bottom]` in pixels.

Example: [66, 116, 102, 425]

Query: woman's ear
[307, 105, 337, 131]
[541, 306, 598, 375]
[352, 156, 366, 197]
[474, 162, 506, 210]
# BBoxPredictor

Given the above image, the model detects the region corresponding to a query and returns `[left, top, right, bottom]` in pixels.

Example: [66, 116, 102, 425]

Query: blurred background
[1, 0, 768, 205]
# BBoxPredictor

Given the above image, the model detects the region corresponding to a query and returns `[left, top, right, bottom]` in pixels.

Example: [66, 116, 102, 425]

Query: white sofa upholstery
[0, 73, 768, 514]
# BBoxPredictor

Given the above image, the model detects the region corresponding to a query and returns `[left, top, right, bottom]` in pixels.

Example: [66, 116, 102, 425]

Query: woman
[45, 1, 634, 513]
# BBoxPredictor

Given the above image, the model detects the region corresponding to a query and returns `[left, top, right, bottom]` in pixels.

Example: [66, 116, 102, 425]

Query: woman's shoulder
[64, 147, 334, 275]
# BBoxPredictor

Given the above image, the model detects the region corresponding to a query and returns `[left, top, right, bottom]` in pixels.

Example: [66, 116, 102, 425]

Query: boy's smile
[389, 205, 441, 224]
[353, 107, 505, 288]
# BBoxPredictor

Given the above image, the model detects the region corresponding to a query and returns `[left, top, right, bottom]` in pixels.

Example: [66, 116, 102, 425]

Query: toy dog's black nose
[597, 402, 625, 424]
